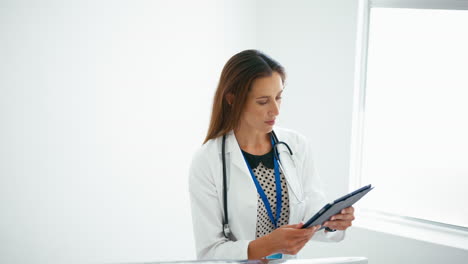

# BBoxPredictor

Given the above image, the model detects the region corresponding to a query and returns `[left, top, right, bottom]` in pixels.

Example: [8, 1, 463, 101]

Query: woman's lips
[265, 120, 275, 126]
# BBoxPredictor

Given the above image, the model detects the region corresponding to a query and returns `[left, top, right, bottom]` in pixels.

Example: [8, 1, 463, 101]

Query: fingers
[269, 223, 320, 255]
[289, 224, 320, 239]
[296, 235, 312, 246]
[275, 224, 320, 244]
[341, 206, 354, 214]
[329, 213, 355, 221]
[324, 219, 352, 230]
[280, 222, 321, 239]
[330, 206, 355, 220]
[279, 228, 317, 255]
[280, 222, 304, 229]
[290, 230, 317, 253]
[324, 206, 355, 230]
[293, 224, 320, 233]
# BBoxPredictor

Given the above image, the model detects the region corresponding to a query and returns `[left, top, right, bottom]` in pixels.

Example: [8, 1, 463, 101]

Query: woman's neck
[234, 127, 271, 155]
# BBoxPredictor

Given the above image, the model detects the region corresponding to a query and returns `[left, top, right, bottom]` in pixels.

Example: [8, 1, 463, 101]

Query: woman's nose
[270, 100, 280, 116]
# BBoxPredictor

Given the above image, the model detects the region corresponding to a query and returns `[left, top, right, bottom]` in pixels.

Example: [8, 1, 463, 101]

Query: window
[352, 0, 468, 229]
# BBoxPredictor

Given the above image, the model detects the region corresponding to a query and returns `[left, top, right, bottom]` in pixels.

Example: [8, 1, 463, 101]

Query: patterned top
[242, 148, 290, 238]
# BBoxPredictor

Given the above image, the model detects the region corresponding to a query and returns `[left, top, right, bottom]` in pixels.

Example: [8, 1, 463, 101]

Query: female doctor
[189, 50, 355, 260]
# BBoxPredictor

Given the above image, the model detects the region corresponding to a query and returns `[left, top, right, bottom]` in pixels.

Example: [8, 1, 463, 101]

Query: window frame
[350, 0, 468, 249]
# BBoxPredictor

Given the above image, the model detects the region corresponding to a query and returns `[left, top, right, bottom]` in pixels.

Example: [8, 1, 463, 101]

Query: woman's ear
[225, 93, 235, 105]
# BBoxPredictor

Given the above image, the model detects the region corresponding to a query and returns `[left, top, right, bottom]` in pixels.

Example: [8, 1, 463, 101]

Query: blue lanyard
[243, 137, 282, 229]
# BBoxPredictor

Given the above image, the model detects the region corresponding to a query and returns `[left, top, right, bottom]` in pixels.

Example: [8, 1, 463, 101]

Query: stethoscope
[221, 130, 293, 238]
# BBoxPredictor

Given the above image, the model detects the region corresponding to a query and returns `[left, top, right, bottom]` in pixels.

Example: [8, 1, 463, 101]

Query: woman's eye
[276, 97, 282, 101]
[257, 101, 268, 105]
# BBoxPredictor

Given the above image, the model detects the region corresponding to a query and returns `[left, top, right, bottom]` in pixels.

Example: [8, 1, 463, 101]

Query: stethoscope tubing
[222, 130, 293, 238]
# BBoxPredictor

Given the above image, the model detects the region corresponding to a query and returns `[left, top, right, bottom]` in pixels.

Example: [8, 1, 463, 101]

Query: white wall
[0, 1, 256, 263]
[256, 0, 359, 200]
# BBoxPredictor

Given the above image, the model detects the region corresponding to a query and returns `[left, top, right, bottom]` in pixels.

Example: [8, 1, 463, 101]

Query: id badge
[266, 253, 283, 259]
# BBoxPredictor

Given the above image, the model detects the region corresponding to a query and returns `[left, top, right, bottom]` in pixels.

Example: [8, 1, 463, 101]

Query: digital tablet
[302, 184, 374, 229]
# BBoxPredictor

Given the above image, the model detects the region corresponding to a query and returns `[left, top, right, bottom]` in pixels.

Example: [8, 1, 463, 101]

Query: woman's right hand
[268, 222, 320, 255]
[247, 223, 321, 259]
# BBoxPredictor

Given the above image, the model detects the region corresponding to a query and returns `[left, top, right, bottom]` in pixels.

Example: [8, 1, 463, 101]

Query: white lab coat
[188, 127, 344, 260]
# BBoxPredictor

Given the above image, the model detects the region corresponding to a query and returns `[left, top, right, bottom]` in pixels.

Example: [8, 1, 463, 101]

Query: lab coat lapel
[277, 145, 304, 203]
[224, 131, 258, 240]
[225, 131, 251, 178]
[275, 145, 305, 225]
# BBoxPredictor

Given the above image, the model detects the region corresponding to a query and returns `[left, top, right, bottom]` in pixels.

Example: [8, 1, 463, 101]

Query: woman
[189, 50, 355, 260]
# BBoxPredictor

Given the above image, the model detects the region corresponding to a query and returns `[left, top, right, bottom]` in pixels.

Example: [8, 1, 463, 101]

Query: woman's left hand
[323, 206, 355, 231]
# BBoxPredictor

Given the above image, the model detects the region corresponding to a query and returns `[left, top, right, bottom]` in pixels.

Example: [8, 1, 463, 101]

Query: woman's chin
[264, 125, 274, 133]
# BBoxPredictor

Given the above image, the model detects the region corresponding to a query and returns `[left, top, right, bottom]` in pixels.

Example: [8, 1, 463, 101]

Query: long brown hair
[203, 50, 286, 144]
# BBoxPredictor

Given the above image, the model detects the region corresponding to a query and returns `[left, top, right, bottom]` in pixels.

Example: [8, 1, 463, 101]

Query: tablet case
[302, 184, 374, 229]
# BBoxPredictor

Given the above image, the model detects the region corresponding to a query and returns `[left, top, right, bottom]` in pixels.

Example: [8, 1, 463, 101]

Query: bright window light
[361, 7, 468, 228]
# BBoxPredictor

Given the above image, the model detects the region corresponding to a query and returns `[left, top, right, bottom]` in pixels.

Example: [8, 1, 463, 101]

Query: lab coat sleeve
[299, 136, 345, 242]
[188, 148, 251, 260]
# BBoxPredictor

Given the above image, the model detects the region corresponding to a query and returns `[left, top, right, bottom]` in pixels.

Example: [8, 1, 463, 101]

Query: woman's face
[238, 71, 284, 134]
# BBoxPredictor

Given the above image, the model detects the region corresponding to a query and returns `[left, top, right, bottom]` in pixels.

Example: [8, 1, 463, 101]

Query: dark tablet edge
[301, 184, 373, 229]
